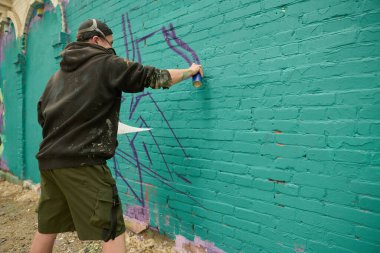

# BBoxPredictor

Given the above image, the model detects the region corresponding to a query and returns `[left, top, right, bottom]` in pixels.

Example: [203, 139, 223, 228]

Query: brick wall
[1, 0, 380, 252]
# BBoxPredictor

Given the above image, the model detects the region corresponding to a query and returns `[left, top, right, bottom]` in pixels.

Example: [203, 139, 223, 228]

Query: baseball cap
[76, 19, 113, 41]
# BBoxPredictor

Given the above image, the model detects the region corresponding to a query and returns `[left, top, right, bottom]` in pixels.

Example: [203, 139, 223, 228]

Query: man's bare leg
[30, 232, 57, 253]
[102, 232, 126, 253]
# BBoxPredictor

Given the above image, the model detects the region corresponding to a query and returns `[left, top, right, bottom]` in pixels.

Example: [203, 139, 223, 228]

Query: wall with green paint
[0, 2, 66, 182]
[24, 4, 63, 182]
[0, 24, 23, 178]
[1, 0, 380, 252]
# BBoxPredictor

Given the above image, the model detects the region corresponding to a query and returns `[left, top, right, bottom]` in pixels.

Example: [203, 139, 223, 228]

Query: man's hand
[166, 63, 204, 87]
[189, 63, 204, 77]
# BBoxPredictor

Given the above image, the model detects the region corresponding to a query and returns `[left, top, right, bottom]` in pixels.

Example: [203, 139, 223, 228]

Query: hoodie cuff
[146, 69, 173, 89]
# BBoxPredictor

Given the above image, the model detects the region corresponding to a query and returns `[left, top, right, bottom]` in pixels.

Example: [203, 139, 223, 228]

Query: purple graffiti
[113, 13, 203, 222]
[142, 142, 152, 165]
[176, 235, 227, 253]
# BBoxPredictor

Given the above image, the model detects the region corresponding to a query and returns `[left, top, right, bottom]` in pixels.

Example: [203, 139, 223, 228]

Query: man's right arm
[106, 56, 203, 92]
[167, 63, 203, 86]
[146, 63, 203, 89]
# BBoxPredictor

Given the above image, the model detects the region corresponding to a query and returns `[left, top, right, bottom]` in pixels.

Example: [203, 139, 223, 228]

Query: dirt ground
[0, 179, 176, 253]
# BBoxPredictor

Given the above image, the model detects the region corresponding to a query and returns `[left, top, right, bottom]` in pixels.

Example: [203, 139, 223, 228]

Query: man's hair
[76, 19, 113, 41]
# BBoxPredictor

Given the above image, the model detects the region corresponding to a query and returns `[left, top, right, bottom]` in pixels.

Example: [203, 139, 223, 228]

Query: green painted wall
[1, 0, 380, 252]
[24, 4, 63, 182]
[0, 24, 23, 178]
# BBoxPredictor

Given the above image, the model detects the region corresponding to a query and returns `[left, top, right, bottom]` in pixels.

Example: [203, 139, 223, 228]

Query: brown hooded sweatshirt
[36, 42, 172, 170]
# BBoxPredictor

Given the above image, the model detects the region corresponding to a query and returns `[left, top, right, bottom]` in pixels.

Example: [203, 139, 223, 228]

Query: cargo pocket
[90, 190, 113, 229]
[99, 165, 116, 185]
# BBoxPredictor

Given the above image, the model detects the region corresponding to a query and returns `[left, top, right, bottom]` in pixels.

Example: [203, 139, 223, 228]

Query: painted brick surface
[24, 5, 63, 182]
[0, 24, 23, 178]
[1, 0, 380, 252]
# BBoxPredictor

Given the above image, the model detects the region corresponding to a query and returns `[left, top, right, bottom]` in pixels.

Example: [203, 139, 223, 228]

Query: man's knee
[34, 231, 58, 240]
[102, 232, 126, 253]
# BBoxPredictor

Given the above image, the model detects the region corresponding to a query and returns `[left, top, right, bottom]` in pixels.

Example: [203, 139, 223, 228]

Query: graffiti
[113, 12, 202, 223]
[176, 235, 227, 253]
[0, 88, 9, 171]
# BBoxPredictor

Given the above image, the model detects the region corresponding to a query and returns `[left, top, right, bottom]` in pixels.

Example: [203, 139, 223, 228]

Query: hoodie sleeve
[105, 56, 173, 93]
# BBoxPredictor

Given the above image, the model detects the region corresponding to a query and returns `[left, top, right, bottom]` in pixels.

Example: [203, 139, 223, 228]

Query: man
[30, 19, 203, 253]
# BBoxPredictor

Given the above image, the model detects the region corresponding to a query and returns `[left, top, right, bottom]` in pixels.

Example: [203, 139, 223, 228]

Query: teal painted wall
[0, 24, 23, 178]
[24, 4, 63, 182]
[1, 0, 380, 252]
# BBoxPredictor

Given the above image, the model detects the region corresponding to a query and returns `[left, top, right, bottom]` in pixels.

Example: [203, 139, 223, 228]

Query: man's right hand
[166, 63, 204, 87]
[189, 63, 204, 77]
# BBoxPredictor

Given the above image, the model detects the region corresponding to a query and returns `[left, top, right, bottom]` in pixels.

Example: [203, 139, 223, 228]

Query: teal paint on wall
[0, 26, 23, 178]
[64, 1, 380, 252]
[24, 5, 63, 182]
[1, 0, 380, 252]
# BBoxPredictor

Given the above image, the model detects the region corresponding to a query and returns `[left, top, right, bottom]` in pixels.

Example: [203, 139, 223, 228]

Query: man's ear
[92, 36, 99, 44]
[90, 36, 100, 44]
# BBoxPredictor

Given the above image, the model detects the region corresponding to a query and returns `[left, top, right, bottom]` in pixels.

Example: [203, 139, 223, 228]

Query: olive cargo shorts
[37, 165, 126, 241]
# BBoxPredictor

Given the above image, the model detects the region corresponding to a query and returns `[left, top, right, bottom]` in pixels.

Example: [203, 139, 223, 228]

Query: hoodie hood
[60, 42, 111, 72]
